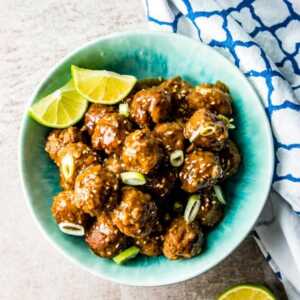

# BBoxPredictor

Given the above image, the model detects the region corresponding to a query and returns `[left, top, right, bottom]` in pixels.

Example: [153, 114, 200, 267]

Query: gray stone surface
[0, 0, 286, 299]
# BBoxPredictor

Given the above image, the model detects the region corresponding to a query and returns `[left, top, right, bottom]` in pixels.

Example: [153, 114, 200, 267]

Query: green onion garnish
[213, 185, 226, 204]
[120, 171, 146, 186]
[173, 201, 183, 212]
[189, 125, 216, 142]
[113, 246, 140, 264]
[217, 114, 235, 130]
[119, 103, 129, 117]
[58, 222, 85, 236]
[174, 202, 183, 209]
[227, 122, 236, 129]
[184, 194, 201, 223]
[61, 153, 74, 180]
[170, 150, 184, 167]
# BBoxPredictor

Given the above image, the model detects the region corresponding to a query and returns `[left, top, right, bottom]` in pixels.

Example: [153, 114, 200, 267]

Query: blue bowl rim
[19, 30, 275, 286]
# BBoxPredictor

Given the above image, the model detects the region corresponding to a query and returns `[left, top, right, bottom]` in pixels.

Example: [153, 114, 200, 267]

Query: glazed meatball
[135, 234, 162, 256]
[83, 104, 115, 135]
[51, 190, 88, 226]
[197, 189, 224, 227]
[160, 76, 192, 102]
[179, 149, 223, 193]
[118, 78, 163, 107]
[163, 217, 204, 260]
[74, 164, 119, 216]
[112, 187, 159, 238]
[57, 142, 98, 190]
[91, 113, 133, 154]
[146, 168, 177, 199]
[122, 129, 162, 174]
[219, 140, 241, 179]
[159, 77, 192, 120]
[187, 81, 232, 116]
[103, 154, 124, 177]
[184, 108, 228, 151]
[154, 122, 185, 153]
[45, 127, 82, 164]
[85, 212, 128, 258]
[130, 86, 172, 127]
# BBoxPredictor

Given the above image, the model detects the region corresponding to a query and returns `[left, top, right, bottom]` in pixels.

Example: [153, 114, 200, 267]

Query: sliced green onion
[173, 201, 183, 212]
[174, 202, 183, 209]
[120, 171, 146, 186]
[189, 125, 216, 142]
[119, 103, 129, 117]
[227, 122, 236, 130]
[217, 114, 235, 130]
[61, 153, 74, 180]
[216, 114, 228, 123]
[213, 185, 226, 204]
[170, 150, 184, 167]
[113, 246, 140, 264]
[58, 222, 85, 236]
[184, 194, 201, 224]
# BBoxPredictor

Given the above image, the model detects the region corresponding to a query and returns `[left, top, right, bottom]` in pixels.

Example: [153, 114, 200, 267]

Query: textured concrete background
[0, 0, 286, 299]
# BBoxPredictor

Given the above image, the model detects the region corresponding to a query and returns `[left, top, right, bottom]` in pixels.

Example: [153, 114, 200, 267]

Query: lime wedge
[71, 65, 137, 104]
[218, 284, 276, 300]
[29, 80, 88, 128]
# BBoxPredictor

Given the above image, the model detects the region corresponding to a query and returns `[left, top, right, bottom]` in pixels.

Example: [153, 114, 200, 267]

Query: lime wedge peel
[71, 65, 137, 105]
[28, 80, 88, 128]
[218, 284, 276, 300]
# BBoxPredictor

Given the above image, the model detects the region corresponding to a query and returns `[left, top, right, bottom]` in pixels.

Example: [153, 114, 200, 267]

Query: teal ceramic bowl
[19, 31, 274, 286]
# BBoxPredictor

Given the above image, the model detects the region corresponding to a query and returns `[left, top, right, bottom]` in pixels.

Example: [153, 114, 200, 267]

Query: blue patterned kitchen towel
[144, 0, 300, 298]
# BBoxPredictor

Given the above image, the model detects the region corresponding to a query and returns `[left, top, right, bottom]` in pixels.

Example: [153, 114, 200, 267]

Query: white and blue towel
[144, 0, 300, 298]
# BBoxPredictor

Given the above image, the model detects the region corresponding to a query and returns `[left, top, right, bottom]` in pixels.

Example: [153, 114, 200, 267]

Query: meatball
[83, 103, 115, 135]
[74, 164, 119, 216]
[187, 81, 232, 116]
[154, 122, 185, 153]
[103, 154, 124, 177]
[130, 86, 172, 127]
[159, 76, 192, 102]
[51, 190, 88, 226]
[163, 217, 204, 260]
[184, 108, 228, 151]
[159, 77, 192, 120]
[219, 140, 241, 179]
[179, 149, 223, 193]
[135, 234, 162, 256]
[112, 187, 159, 238]
[197, 189, 224, 227]
[91, 112, 133, 154]
[45, 127, 82, 164]
[122, 129, 162, 174]
[57, 142, 98, 190]
[146, 168, 177, 199]
[85, 212, 128, 258]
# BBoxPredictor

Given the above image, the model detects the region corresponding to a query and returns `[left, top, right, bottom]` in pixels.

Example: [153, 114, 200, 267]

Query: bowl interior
[20, 31, 274, 286]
